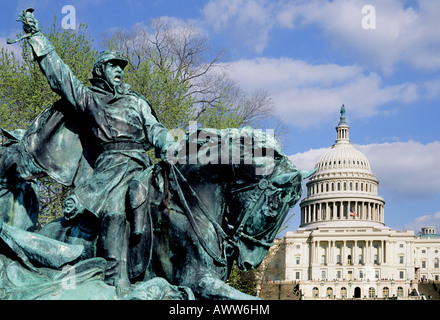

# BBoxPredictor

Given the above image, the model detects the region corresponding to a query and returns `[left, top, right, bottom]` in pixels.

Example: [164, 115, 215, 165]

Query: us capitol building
[273, 106, 440, 300]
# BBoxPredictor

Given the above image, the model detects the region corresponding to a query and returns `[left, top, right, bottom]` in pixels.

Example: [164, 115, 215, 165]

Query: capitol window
[368, 287, 375, 298]
[326, 287, 333, 298]
[340, 287, 347, 298]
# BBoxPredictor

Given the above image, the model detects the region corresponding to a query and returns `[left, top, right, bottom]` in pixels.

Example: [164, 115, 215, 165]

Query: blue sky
[1, 0, 439, 235]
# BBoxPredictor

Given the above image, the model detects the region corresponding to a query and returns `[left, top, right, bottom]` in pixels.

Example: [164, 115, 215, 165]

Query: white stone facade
[282, 106, 440, 299]
[414, 230, 440, 282]
[285, 227, 417, 299]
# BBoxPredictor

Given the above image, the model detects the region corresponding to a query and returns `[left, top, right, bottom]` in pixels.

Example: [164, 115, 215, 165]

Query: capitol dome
[299, 105, 386, 230]
[315, 140, 372, 176]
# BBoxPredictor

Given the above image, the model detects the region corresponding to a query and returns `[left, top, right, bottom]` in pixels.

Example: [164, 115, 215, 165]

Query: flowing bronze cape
[22, 99, 95, 188]
[21, 90, 161, 189]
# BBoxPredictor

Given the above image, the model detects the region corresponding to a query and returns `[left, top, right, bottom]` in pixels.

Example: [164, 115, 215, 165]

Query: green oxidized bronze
[0, 8, 314, 300]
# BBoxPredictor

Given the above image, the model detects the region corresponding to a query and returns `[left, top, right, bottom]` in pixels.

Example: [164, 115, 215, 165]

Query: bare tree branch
[103, 17, 284, 136]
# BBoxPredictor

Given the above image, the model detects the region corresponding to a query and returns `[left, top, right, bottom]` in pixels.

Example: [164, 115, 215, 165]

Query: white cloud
[288, 140, 440, 200]
[422, 78, 440, 99]
[202, 0, 440, 73]
[288, 147, 328, 172]
[300, 0, 440, 73]
[356, 141, 440, 199]
[222, 57, 419, 128]
[202, 0, 274, 54]
[405, 212, 440, 233]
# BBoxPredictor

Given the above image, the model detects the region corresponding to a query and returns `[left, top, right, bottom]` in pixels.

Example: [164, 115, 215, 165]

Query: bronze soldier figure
[17, 9, 175, 289]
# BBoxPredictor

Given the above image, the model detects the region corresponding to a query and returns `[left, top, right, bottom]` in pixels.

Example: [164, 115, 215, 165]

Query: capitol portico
[276, 106, 440, 300]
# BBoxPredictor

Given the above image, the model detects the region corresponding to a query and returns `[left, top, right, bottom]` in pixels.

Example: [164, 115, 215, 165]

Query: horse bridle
[228, 178, 289, 250]
[169, 164, 290, 267]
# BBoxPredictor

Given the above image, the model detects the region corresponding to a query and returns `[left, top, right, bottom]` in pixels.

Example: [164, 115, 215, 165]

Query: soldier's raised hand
[19, 8, 40, 34]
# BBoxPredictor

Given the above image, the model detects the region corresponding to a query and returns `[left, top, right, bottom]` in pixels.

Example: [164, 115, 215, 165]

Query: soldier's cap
[93, 50, 128, 69]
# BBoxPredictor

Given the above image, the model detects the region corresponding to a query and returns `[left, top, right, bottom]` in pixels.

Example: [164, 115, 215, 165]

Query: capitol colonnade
[308, 238, 387, 267]
[301, 200, 385, 225]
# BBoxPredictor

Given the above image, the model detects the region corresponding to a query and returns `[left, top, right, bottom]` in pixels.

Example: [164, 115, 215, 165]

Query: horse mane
[160, 127, 306, 273]
[170, 127, 287, 179]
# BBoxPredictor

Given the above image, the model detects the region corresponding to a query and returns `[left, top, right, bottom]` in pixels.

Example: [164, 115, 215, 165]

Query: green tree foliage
[0, 17, 96, 131]
[122, 53, 196, 130]
[0, 49, 29, 130]
[0, 17, 97, 227]
[227, 262, 257, 297]
[197, 94, 245, 129]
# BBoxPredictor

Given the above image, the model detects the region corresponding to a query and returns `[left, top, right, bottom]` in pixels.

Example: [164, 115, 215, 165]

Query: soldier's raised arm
[13, 9, 90, 112]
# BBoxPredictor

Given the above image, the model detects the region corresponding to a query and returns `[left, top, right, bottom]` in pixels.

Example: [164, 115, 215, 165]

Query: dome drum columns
[300, 200, 384, 225]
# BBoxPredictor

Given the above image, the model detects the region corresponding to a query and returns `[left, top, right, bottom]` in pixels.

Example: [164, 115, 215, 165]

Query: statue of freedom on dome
[340, 104, 346, 117]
